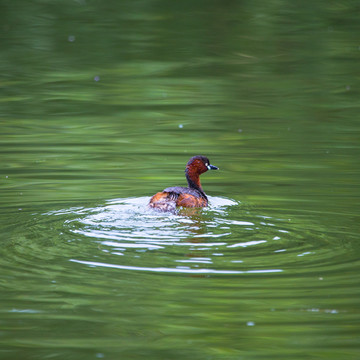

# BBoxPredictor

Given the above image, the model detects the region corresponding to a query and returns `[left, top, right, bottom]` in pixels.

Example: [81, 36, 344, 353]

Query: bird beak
[207, 164, 219, 170]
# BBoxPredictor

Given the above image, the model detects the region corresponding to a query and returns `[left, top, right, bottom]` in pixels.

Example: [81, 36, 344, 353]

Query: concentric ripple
[29, 196, 341, 277]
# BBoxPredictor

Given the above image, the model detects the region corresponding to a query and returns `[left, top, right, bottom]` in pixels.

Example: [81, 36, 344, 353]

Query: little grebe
[149, 155, 218, 211]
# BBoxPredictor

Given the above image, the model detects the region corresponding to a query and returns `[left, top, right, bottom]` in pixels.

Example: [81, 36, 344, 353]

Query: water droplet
[94, 76, 100, 82]
[246, 321, 255, 326]
[68, 35, 76, 42]
[179, 124, 183, 128]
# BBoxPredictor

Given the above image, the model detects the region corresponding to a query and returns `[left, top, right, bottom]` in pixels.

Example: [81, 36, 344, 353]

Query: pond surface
[1, 1, 360, 359]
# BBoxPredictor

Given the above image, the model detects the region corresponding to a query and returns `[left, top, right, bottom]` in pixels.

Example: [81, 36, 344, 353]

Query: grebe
[149, 155, 218, 211]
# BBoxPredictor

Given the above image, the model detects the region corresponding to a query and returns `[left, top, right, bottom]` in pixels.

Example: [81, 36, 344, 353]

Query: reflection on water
[29, 195, 343, 280]
[56, 196, 285, 274]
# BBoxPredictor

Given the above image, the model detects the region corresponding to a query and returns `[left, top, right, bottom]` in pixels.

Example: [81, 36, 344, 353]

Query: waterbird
[149, 155, 218, 211]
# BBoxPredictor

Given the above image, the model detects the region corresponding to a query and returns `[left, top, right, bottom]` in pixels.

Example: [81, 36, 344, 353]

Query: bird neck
[186, 168, 203, 191]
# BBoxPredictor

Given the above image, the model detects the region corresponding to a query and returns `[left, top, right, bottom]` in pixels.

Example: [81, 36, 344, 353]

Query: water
[1, 1, 360, 359]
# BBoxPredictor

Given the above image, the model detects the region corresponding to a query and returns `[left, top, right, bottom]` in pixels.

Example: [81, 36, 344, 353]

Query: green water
[1, 1, 360, 359]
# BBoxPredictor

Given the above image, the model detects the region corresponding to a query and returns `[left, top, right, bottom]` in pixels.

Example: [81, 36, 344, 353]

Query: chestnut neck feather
[186, 167, 204, 194]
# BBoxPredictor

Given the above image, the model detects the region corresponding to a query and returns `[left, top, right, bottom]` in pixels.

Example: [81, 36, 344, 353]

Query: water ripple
[6, 195, 345, 278]
[69, 259, 283, 275]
